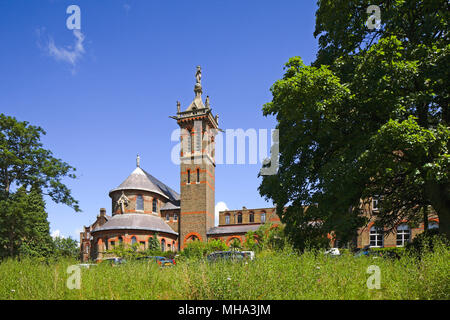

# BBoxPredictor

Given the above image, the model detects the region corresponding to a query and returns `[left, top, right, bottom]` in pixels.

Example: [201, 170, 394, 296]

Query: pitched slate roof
[160, 201, 180, 211]
[91, 213, 178, 235]
[207, 224, 261, 235]
[109, 167, 180, 202]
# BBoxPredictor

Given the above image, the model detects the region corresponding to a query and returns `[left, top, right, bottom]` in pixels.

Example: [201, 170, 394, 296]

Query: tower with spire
[172, 66, 219, 248]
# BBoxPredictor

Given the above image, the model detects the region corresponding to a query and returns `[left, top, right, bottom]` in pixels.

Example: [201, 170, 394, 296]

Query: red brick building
[80, 67, 279, 262]
[80, 67, 439, 262]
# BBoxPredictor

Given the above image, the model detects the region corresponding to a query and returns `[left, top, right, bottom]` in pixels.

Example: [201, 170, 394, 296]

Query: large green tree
[0, 114, 80, 257]
[259, 0, 449, 249]
[0, 188, 54, 258]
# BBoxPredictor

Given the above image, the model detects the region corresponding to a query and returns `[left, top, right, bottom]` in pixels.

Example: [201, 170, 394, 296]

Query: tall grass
[0, 245, 448, 300]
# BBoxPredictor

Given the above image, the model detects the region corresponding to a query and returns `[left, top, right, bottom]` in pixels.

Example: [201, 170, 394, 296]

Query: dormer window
[136, 195, 144, 211]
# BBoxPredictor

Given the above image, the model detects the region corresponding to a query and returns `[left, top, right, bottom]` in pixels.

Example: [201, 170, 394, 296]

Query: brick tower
[172, 66, 219, 248]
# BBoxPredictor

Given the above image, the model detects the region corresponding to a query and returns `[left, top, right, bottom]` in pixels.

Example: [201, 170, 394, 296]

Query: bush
[406, 229, 449, 258]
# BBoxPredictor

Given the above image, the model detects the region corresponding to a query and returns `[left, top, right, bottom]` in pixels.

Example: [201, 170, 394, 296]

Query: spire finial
[136, 154, 140, 168]
[177, 101, 181, 113]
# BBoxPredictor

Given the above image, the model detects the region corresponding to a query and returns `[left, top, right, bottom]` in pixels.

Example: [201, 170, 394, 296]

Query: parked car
[207, 251, 245, 262]
[354, 245, 382, 258]
[240, 251, 255, 260]
[101, 257, 126, 266]
[324, 248, 341, 257]
[136, 256, 176, 267]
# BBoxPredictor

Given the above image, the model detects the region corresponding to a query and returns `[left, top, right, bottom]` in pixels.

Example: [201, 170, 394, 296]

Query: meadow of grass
[0, 245, 448, 300]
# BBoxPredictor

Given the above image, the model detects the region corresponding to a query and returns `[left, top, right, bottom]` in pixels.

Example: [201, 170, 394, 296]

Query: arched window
[152, 199, 157, 212]
[131, 236, 137, 245]
[249, 212, 254, 223]
[396, 224, 410, 246]
[370, 226, 383, 247]
[225, 214, 230, 225]
[197, 168, 200, 183]
[428, 222, 439, 230]
[136, 195, 144, 211]
[161, 239, 166, 252]
[187, 170, 191, 184]
[237, 213, 242, 224]
[261, 212, 266, 223]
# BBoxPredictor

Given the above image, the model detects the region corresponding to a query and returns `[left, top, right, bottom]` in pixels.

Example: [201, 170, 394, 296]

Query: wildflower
[11, 289, 15, 293]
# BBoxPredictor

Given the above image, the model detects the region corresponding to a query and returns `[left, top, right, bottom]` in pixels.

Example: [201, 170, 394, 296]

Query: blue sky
[0, 0, 319, 240]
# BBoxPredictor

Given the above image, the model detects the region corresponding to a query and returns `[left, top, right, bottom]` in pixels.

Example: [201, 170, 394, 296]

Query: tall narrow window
[131, 236, 137, 245]
[136, 195, 144, 211]
[195, 131, 201, 153]
[225, 214, 230, 225]
[369, 226, 383, 247]
[166, 213, 170, 221]
[197, 168, 200, 183]
[118, 237, 123, 245]
[161, 239, 166, 252]
[237, 213, 242, 224]
[396, 224, 410, 246]
[186, 131, 192, 153]
[104, 239, 108, 251]
[261, 212, 266, 223]
[174, 213, 178, 221]
[187, 170, 191, 184]
[249, 212, 254, 223]
[152, 199, 157, 212]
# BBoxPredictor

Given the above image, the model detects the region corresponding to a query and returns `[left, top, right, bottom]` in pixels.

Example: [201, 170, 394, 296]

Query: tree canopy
[259, 0, 449, 250]
[0, 113, 80, 211]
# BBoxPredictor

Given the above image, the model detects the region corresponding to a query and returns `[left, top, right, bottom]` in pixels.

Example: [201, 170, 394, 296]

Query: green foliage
[0, 188, 54, 259]
[1, 244, 449, 299]
[259, 0, 450, 250]
[147, 235, 160, 251]
[228, 238, 241, 251]
[181, 239, 229, 259]
[406, 229, 450, 257]
[243, 230, 259, 251]
[0, 113, 80, 211]
[52, 236, 79, 259]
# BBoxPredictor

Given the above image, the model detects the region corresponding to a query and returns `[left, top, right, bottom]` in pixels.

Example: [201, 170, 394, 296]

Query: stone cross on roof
[136, 154, 140, 168]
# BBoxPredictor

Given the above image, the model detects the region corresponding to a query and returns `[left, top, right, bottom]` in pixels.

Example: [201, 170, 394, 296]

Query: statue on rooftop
[196, 66, 202, 85]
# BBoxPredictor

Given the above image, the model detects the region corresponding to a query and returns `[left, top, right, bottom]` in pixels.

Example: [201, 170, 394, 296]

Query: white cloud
[51, 229, 65, 239]
[37, 28, 86, 73]
[215, 201, 229, 226]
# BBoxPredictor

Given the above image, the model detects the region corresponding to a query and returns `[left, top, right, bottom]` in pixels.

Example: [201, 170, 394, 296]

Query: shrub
[406, 229, 449, 258]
